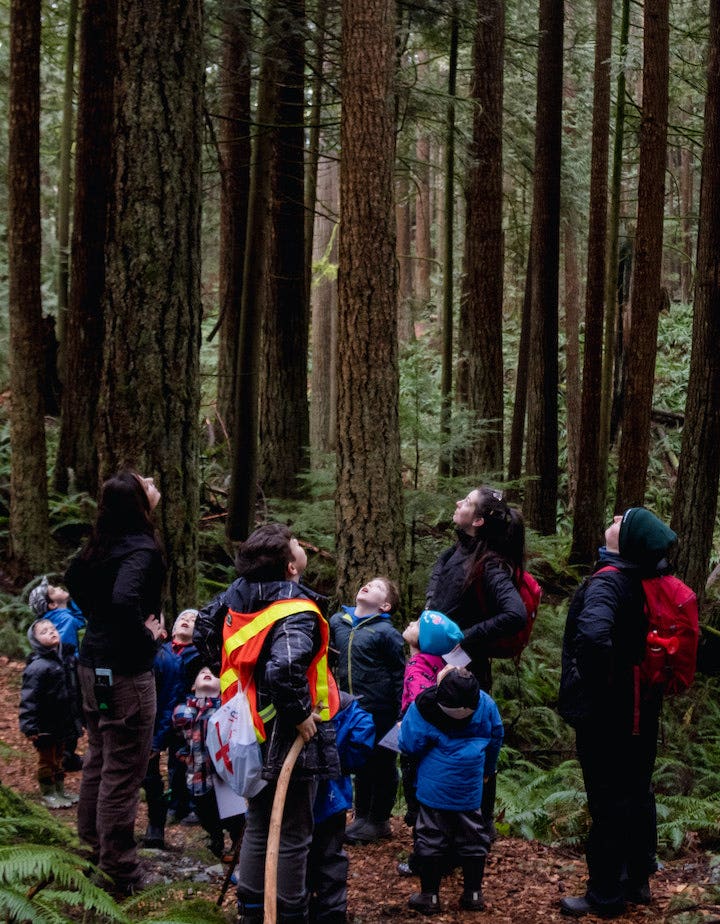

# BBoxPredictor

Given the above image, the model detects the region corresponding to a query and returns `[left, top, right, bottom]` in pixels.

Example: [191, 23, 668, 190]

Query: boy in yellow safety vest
[193, 522, 340, 924]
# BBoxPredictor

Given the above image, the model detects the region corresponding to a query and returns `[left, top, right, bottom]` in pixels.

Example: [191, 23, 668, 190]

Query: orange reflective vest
[220, 598, 339, 743]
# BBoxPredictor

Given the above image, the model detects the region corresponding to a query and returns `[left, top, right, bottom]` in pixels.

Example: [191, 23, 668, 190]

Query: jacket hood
[26, 618, 61, 656]
[341, 605, 392, 623]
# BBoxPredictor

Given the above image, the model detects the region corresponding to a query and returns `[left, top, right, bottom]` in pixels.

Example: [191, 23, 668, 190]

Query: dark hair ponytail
[465, 488, 525, 587]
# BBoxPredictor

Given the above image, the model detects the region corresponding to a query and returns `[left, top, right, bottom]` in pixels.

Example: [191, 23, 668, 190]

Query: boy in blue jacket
[308, 691, 375, 924]
[399, 666, 503, 915]
[330, 577, 404, 844]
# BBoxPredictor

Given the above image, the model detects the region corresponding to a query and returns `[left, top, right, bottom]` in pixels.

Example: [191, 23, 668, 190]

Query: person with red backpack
[558, 507, 689, 919]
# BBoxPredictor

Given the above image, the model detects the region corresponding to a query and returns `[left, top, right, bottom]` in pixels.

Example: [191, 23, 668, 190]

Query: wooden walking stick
[263, 732, 305, 924]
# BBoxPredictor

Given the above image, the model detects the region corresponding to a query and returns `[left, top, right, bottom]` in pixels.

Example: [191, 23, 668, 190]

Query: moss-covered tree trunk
[616, 0, 669, 511]
[336, 0, 405, 601]
[8, 0, 48, 574]
[671, 0, 720, 599]
[54, 0, 117, 496]
[217, 0, 251, 440]
[98, 0, 203, 613]
[457, 0, 504, 477]
[524, 0, 563, 534]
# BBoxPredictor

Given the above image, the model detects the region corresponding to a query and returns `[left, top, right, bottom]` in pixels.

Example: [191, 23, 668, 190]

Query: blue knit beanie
[418, 610, 464, 655]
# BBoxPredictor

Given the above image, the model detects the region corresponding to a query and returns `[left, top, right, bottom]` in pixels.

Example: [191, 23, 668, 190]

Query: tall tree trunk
[227, 27, 277, 541]
[310, 155, 339, 456]
[616, 0, 670, 512]
[457, 0, 504, 477]
[98, 0, 203, 612]
[680, 145, 694, 303]
[397, 172, 415, 342]
[671, 0, 720, 599]
[570, 0, 612, 563]
[524, 0, 564, 534]
[216, 0, 252, 439]
[599, 0, 630, 489]
[563, 219, 581, 511]
[507, 248, 532, 498]
[336, 0, 405, 601]
[55, 0, 78, 380]
[54, 0, 116, 496]
[438, 3, 459, 480]
[258, 0, 309, 497]
[304, 0, 329, 311]
[414, 52, 431, 305]
[8, 0, 48, 574]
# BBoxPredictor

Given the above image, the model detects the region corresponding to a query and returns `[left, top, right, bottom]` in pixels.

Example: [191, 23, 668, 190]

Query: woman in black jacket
[66, 470, 165, 896]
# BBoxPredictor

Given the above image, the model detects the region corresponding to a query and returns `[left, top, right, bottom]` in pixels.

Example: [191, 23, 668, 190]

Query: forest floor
[0, 654, 717, 923]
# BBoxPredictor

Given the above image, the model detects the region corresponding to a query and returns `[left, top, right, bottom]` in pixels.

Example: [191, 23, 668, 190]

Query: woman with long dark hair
[66, 470, 165, 895]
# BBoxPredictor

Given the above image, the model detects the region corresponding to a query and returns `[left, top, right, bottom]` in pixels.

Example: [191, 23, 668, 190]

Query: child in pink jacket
[400, 610, 463, 829]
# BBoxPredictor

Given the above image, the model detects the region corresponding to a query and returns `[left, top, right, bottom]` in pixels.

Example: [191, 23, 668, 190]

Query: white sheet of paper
[214, 776, 248, 819]
[378, 723, 401, 753]
[443, 645, 471, 668]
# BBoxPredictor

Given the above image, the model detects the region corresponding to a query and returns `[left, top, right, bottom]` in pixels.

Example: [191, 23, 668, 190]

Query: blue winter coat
[45, 601, 86, 651]
[314, 693, 375, 825]
[398, 691, 503, 812]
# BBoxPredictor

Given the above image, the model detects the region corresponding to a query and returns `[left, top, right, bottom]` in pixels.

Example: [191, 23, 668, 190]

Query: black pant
[142, 752, 167, 829]
[308, 811, 348, 923]
[353, 739, 398, 823]
[575, 714, 659, 910]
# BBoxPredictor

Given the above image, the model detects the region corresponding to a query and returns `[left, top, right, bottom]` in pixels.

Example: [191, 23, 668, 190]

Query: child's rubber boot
[143, 825, 166, 849]
[408, 892, 442, 915]
[39, 782, 64, 809]
[460, 856, 486, 910]
[55, 782, 78, 806]
[237, 893, 264, 924]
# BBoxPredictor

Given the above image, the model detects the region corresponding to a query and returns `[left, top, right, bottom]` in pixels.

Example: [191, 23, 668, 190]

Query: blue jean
[77, 665, 155, 884]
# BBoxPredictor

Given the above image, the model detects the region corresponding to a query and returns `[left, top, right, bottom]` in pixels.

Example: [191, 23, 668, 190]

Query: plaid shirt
[172, 694, 221, 796]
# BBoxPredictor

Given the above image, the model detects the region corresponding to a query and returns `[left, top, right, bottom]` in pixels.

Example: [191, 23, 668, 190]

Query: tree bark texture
[98, 0, 203, 612]
[397, 172, 415, 342]
[217, 0, 252, 440]
[310, 155, 339, 456]
[524, 0, 563, 534]
[8, 0, 49, 573]
[438, 4, 459, 479]
[680, 145, 694, 303]
[258, 0, 310, 498]
[507, 248, 532, 499]
[616, 0, 670, 512]
[570, 0, 612, 563]
[55, 0, 78, 372]
[55, 0, 117, 496]
[456, 0, 504, 478]
[671, 0, 720, 598]
[336, 0, 405, 601]
[414, 126, 432, 304]
[563, 219, 581, 512]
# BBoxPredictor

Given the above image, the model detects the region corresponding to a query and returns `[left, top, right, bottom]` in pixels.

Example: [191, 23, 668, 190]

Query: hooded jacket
[19, 620, 83, 742]
[65, 533, 165, 676]
[398, 685, 503, 812]
[558, 552, 665, 731]
[194, 577, 340, 782]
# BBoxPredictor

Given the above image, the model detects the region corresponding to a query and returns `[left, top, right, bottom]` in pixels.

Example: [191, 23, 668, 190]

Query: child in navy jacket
[399, 666, 503, 915]
[308, 691, 375, 924]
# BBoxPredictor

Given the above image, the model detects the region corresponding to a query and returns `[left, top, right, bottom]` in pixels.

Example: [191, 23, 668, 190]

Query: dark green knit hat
[619, 507, 677, 566]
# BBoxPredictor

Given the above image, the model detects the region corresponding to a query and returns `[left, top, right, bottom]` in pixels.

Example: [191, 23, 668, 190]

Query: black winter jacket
[19, 623, 83, 742]
[329, 608, 405, 731]
[66, 533, 165, 676]
[558, 556, 663, 732]
[194, 578, 340, 783]
[427, 536, 526, 688]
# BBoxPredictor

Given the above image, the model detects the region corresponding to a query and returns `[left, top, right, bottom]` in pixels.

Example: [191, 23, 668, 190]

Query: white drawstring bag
[207, 689, 266, 799]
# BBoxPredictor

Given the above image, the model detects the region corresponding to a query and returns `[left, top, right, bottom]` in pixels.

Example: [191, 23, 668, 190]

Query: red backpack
[595, 567, 699, 731]
[484, 570, 543, 660]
